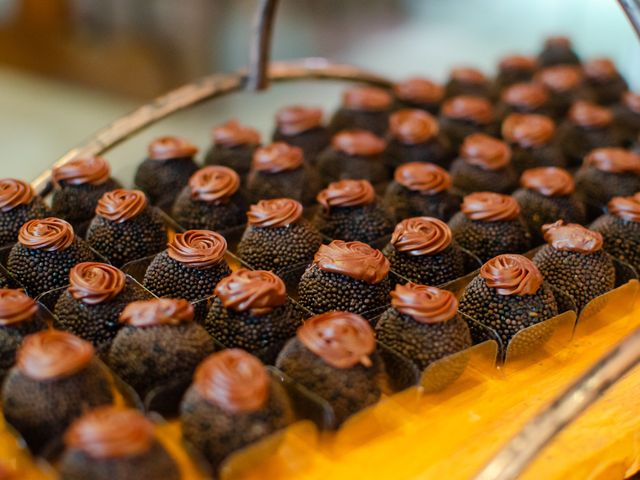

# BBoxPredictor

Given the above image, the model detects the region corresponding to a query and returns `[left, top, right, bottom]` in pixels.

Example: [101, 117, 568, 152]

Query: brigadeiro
[181, 349, 294, 470]
[583, 58, 628, 105]
[575, 148, 640, 207]
[450, 133, 518, 194]
[2, 330, 114, 451]
[533, 221, 614, 310]
[376, 283, 471, 371]
[0, 289, 46, 381]
[382, 217, 465, 286]
[246, 142, 321, 205]
[459, 254, 558, 346]
[328, 85, 393, 136]
[558, 101, 623, 167]
[393, 77, 445, 115]
[51, 156, 121, 233]
[109, 298, 214, 399]
[272, 105, 330, 164]
[0, 179, 49, 246]
[276, 311, 380, 426]
[448, 192, 530, 262]
[501, 113, 565, 173]
[513, 167, 586, 241]
[383, 162, 460, 222]
[59, 406, 180, 480]
[385, 109, 452, 169]
[237, 198, 322, 273]
[445, 67, 491, 99]
[534, 65, 590, 117]
[614, 92, 640, 145]
[172, 165, 246, 231]
[591, 193, 640, 272]
[134, 136, 199, 211]
[537, 36, 581, 67]
[86, 189, 167, 267]
[54, 262, 147, 356]
[204, 269, 303, 363]
[316, 130, 388, 187]
[495, 83, 553, 122]
[8, 217, 95, 297]
[439, 95, 496, 151]
[298, 240, 391, 319]
[494, 55, 538, 91]
[313, 179, 394, 244]
[204, 119, 261, 179]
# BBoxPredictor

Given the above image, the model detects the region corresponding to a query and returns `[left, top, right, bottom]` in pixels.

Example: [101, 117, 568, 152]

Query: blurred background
[0, 0, 638, 181]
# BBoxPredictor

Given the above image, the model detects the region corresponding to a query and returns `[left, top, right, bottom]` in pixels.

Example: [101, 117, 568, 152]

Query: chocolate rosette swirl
[520, 167, 574, 197]
[68, 262, 126, 305]
[608, 194, 640, 222]
[342, 86, 392, 111]
[393, 162, 451, 195]
[479, 254, 542, 296]
[52, 156, 111, 186]
[501, 83, 549, 109]
[18, 217, 75, 251]
[390, 283, 458, 324]
[541, 220, 603, 254]
[461, 192, 520, 221]
[212, 120, 261, 147]
[119, 298, 194, 328]
[502, 114, 555, 148]
[394, 77, 444, 105]
[584, 148, 640, 174]
[499, 55, 537, 73]
[214, 269, 287, 316]
[389, 109, 439, 145]
[450, 67, 487, 85]
[189, 166, 240, 204]
[252, 143, 304, 173]
[314, 240, 390, 284]
[390, 217, 452, 256]
[167, 230, 227, 269]
[0, 179, 34, 212]
[331, 130, 386, 156]
[148, 136, 198, 161]
[275, 106, 323, 135]
[584, 58, 617, 81]
[441, 96, 493, 124]
[0, 289, 38, 326]
[535, 65, 583, 93]
[95, 189, 147, 223]
[568, 101, 613, 128]
[247, 198, 303, 228]
[316, 179, 375, 210]
[460, 134, 511, 171]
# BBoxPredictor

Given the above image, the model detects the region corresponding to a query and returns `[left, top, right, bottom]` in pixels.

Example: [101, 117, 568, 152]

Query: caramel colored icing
[394, 162, 451, 195]
[520, 167, 575, 197]
[314, 240, 389, 284]
[18, 217, 75, 251]
[212, 120, 261, 147]
[331, 130, 386, 156]
[390, 217, 452, 256]
[389, 109, 439, 144]
[342, 85, 392, 111]
[393, 77, 444, 104]
[501, 83, 549, 109]
[316, 179, 375, 210]
[194, 349, 269, 413]
[252, 143, 304, 173]
[120, 298, 194, 327]
[535, 65, 583, 92]
[0, 289, 38, 326]
[391, 282, 458, 324]
[52, 156, 110, 186]
[167, 230, 227, 268]
[64, 407, 154, 459]
[623, 91, 640, 114]
[568, 101, 613, 128]
[479, 254, 543, 296]
[214, 269, 286, 316]
[608, 193, 640, 222]
[0, 179, 34, 213]
[441, 96, 493, 124]
[542, 220, 603, 253]
[276, 105, 323, 135]
[96, 189, 147, 223]
[584, 148, 640, 174]
[502, 113, 555, 148]
[247, 198, 303, 228]
[461, 192, 520, 222]
[16, 330, 94, 381]
[460, 134, 511, 171]
[148, 136, 198, 161]
[450, 67, 487, 85]
[584, 58, 618, 81]
[499, 55, 537, 72]
[69, 262, 126, 305]
[297, 311, 375, 369]
[189, 166, 240, 204]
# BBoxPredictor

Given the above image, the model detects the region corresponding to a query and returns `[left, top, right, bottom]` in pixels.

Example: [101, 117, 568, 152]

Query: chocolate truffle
[204, 269, 303, 363]
[558, 101, 624, 167]
[393, 77, 445, 115]
[450, 134, 518, 194]
[537, 36, 581, 67]
[439, 95, 496, 151]
[575, 148, 640, 208]
[590, 194, 640, 272]
[134, 136, 199, 211]
[501, 113, 565, 173]
[383, 162, 460, 222]
[533, 221, 614, 310]
[494, 55, 538, 91]
[7, 217, 95, 297]
[109, 299, 214, 399]
[54, 262, 147, 356]
[328, 85, 393, 136]
[59, 406, 180, 480]
[0, 179, 49, 246]
[0, 289, 46, 380]
[272, 105, 330, 164]
[445, 67, 491, 99]
[613, 92, 640, 144]
[316, 130, 388, 187]
[534, 65, 591, 117]
[298, 240, 391, 320]
[495, 82, 553, 122]
[172, 165, 246, 232]
[313, 179, 394, 244]
[276, 311, 381, 426]
[376, 283, 471, 371]
[385, 109, 452, 169]
[448, 192, 530, 262]
[237, 199, 322, 275]
[2, 330, 114, 451]
[459, 254, 558, 346]
[181, 349, 294, 470]
[583, 58, 628, 105]
[204, 120, 261, 179]
[86, 189, 167, 267]
[513, 167, 586, 241]
[382, 217, 465, 286]
[246, 142, 321, 205]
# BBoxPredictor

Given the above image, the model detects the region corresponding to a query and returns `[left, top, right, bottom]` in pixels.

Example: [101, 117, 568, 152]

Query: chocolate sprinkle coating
[134, 157, 199, 212]
[575, 166, 640, 208]
[204, 144, 260, 180]
[272, 126, 330, 165]
[171, 184, 247, 232]
[51, 179, 121, 228]
[590, 213, 640, 272]
[450, 158, 518, 195]
[247, 165, 322, 205]
[382, 243, 465, 286]
[0, 314, 47, 381]
[0, 197, 50, 247]
[313, 203, 394, 245]
[383, 183, 460, 223]
[316, 148, 389, 188]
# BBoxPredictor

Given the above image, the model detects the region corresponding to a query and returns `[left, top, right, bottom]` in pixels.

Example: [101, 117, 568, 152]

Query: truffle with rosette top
[0, 178, 50, 246]
[272, 105, 330, 164]
[495, 82, 553, 122]
[328, 85, 393, 136]
[393, 77, 445, 115]
[438, 95, 496, 151]
[537, 36, 581, 67]
[583, 57, 628, 105]
[204, 119, 261, 179]
[534, 65, 592, 117]
[445, 67, 492, 99]
[494, 54, 538, 91]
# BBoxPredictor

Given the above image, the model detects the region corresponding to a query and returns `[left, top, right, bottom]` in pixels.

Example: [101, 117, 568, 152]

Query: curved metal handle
[247, 0, 280, 91]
